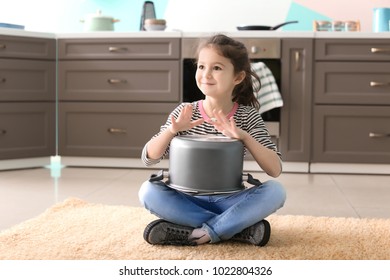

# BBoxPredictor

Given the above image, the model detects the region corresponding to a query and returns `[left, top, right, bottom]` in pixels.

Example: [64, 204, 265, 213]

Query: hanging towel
[251, 62, 283, 114]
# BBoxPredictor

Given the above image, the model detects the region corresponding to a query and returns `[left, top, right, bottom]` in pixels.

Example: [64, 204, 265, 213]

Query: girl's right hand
[169, 104, 204, 134]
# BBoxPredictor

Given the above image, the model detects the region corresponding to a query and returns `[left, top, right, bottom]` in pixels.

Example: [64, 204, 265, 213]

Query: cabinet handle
[295, 50, 301, 71]
[108, 46, 128, 52]
[250, 46, 258, 54]
[0, 44, 6, 49]
[371, 47, 390, 54]
[0, 78, 6, 83]
[107, 78, 127, 84]
[108, 128, 127, 134]
[369, 132, 390, 138]
[370, 81, 390, 87]
[0, 129, 6, 135]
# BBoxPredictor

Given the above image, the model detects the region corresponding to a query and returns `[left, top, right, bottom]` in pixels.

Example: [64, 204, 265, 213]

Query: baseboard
[310, 163, 390, 175]
[0, 157, 51, 171]
[1, 156, 388, 175]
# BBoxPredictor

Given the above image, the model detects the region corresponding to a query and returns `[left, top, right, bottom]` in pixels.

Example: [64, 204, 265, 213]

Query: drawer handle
[0, 129, 6, 135]
[108, 47, 128, 52]
[370, 81, 390, 87]
[295, 50, 301, 71]
[108, 128, 127, 134]
[107, 78, 127, 84]
[0, 44, 6, 50]
[369, 132, 390, 138]
[371, 47, 390, 54]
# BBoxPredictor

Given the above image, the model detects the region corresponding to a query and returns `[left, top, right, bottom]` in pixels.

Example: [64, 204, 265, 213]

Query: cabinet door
[58, 38, 180, 60]
[315, 39, 390, 61]
[58, 60, 180, 102]
[0, 35, 55, 60]
[59, 102, 177, 158]
[313, 106, 390, 163]
[280, 39, 313, 161]
[314, 62, 390, 105]
[0, 103, 55, 159]
[0, 59, 55, 101]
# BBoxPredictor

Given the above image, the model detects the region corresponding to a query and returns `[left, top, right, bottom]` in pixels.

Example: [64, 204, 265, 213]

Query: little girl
[138, 34, 286, 246]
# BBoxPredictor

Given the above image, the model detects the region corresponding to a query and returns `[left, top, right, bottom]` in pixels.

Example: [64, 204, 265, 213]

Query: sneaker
[231, 220, 271, 246]
[143, 219, 197, 246]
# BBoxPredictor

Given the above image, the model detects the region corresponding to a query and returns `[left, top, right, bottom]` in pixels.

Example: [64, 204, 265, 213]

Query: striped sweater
[141, 100, 281, 167]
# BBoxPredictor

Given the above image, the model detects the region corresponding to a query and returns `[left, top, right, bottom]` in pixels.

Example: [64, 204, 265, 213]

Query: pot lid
[85, 10, 113, 19]
[175, 135, 239, 142]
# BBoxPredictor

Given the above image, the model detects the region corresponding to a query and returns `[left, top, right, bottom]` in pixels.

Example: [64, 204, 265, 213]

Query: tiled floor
[0, 166, 389, 231]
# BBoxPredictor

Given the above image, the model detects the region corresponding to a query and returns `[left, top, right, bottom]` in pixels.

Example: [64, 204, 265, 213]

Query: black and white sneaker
[231, 220, 271, 246]
[143, 219, 197, 246]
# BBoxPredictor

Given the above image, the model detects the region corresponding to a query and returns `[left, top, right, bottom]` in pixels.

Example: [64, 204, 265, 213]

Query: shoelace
[165, 227, 195, 246]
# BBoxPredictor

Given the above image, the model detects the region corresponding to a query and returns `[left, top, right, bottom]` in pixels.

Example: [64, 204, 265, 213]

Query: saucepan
[81, 10, 120, 31]
[149, 135, 261, 195]
[237, 20, 298, 31]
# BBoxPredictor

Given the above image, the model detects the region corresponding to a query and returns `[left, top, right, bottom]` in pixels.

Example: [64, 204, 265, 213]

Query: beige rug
[0, 197, 389, 260]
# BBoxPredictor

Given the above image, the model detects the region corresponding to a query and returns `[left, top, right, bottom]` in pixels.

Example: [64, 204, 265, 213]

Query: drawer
[0, 102, 55, 159]
[182, 38, 281, 59]
[312, 106, 390, 164]
[58, 38, 180, 60]
[59, 102, 177, 157]
[0, 35, 55, 60]
[0, 59, 55, 101]
[58, 60, 180, 102]
[315, 39, 390, 61]
[314, 62, 390, 105]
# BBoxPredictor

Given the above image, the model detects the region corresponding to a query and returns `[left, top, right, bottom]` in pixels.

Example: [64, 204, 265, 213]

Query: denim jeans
[138, 179, 286, 243]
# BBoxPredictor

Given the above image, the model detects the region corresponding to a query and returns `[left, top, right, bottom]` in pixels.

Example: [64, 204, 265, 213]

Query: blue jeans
[138, 179, 286, 243]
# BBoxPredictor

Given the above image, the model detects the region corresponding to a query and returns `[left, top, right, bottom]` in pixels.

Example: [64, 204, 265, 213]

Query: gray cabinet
[59, 103, 176, 157]
[280, 38, 313, 162]
[313, 39, 390, 163]
[0, 35, 55, 160]
[58, 38, 181, 158]
[58, 60, 179, 102]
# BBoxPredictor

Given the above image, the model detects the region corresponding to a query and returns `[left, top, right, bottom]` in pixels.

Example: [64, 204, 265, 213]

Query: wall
[0, 0, 168, 33]
[0, 0, 389, 33]
[164, 0, 390, 32]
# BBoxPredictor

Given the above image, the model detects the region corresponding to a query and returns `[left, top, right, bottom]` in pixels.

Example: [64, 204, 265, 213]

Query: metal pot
[169, 135, 244, 193]
[149, 135, 261, 194]
[237, 20, 298, 31]
[81, 10, 119, 31]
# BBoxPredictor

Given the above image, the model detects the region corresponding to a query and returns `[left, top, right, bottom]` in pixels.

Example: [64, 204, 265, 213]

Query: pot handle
[242, 173, 262, 186]
[149, 169, 169, 182]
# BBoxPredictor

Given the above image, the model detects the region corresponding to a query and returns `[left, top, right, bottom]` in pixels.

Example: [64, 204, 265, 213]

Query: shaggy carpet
[0, 197, 389, 260]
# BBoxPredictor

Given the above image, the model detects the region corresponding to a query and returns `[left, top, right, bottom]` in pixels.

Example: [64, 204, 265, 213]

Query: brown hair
[196, 34, 261, 110]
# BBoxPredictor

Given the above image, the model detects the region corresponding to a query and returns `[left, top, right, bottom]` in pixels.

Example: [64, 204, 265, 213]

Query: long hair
[196, 34, 261, 110]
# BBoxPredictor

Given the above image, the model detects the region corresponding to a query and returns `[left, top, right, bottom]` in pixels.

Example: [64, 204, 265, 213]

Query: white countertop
[1, 27, 390, 39]
[0, 27, 55, 39]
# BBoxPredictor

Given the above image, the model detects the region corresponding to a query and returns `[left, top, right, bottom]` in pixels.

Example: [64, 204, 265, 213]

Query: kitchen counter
[2, 27, 390, 39]
[0, 27, 55, 39]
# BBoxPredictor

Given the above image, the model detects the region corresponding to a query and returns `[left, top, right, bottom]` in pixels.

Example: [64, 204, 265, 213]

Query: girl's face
[196, 46, 244, 99]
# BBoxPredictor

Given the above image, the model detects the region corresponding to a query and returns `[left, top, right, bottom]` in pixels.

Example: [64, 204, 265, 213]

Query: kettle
[373, 7, 390, 32]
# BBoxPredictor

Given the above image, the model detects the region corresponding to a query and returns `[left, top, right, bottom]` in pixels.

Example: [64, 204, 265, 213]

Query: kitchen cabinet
[59, 102, 176, 157]
[0, 35, 55, 160]
[279, 38, 313, 162]
[58, 37, 180, 158]
[312, 39, 390, 163]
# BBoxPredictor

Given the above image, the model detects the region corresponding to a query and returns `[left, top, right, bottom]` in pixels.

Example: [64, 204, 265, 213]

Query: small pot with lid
[81, 10, 120, 31]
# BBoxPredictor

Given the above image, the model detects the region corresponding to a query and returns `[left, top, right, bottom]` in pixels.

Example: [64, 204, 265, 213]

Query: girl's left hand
[212, 109, 246, 140]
